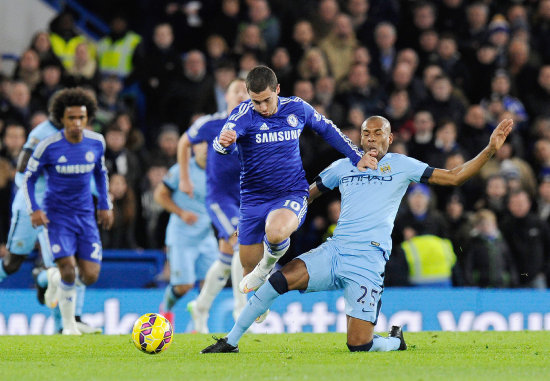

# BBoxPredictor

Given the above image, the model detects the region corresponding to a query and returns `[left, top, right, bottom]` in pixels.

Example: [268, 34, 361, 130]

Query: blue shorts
[6, 210, 55, 267]
[45, 214, 102, 263]
[238, 194, 308, 245]
[206, 198, 239, 241]
[167, 234, 218, 285]
[298, 240, 385, 324]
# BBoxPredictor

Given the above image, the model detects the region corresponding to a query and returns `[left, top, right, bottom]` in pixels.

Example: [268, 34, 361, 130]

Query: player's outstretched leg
[239, 235, 290, 293]
[188, 254, 232, 333]
[201, 271, 288, 353]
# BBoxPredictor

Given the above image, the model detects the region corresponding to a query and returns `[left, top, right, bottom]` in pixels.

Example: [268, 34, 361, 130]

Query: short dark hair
[245, 65, 278, 93]
[49, 87, 97, 127]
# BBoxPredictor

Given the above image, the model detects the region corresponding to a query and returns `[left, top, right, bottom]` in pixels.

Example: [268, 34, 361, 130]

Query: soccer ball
[132, 313, 173, 354]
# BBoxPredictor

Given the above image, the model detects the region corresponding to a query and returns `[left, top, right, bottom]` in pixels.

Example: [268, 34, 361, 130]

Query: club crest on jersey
[380, 164, 391, 174]
[52, 244, 61, 253]
[287, 114, 298, 127]
[223, 122, 236, 130]
[86, 151, 95, 162]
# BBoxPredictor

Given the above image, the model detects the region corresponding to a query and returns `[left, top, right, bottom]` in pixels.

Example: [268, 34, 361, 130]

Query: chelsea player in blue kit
[156, 141, 218, 329]
[213, 66, 377, 296]
[177, 79, 249, 332]
[202, 115, 513, 353]
[23, 88, 113, 335]
[1, 117, 101, 333]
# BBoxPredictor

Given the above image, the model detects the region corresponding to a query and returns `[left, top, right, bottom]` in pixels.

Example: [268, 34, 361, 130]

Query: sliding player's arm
[428, 119, 513, 186]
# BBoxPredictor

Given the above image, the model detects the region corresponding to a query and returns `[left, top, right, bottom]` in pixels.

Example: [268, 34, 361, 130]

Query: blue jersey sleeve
[22, 142, 48, 213]
[302, 101, 363, 165]
[188, 115, 213, 145]
[213, 102, 251, 154]
[315, 159, 348, 192]
[93, 137, 112, 210]
[163, 164, 180, 191]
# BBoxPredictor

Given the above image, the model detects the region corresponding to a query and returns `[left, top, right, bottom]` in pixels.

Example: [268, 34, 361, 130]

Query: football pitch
[1, 331, 549, 381]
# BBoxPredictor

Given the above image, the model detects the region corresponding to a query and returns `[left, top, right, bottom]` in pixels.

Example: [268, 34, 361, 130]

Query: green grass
[1, 331, 549, 381]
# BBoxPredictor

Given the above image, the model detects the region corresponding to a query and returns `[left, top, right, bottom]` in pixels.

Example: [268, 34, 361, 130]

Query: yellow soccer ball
[132, 313, 173, 354]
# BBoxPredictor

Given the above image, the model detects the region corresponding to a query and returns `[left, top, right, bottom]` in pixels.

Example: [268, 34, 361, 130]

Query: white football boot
[187, 300, 209, 334]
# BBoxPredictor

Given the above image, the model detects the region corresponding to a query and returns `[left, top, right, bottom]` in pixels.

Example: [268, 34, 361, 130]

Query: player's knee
[268, 271, 289, 294]
[79, 271, 99, 286]
[58, 264, 76, 283]
[3, 254, 26, 274]
[265, 227, 289, 244]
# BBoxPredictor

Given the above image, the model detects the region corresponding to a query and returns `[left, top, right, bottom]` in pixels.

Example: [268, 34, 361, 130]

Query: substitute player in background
[1, 116, 101, 334]
[177, 78, 249, 333]
[23, 88, 113, 335]
[213, 66, 376, 295]
[156, 142, 218, 328]
[201, 116, 513, 353]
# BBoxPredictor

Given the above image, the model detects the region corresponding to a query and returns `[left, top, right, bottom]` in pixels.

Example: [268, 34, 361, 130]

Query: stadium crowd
[1, 0, 550, 289]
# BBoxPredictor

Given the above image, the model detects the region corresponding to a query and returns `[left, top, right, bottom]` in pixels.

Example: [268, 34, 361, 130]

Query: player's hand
[489, 118, 514, 151]
[98, 210, 114, 230]
[219, 130, 237, 147]
[356, 153, 378, 172]
[179, 178, 194, 198]
[31, 210, 49, 228]
[178, 210, 198, 225]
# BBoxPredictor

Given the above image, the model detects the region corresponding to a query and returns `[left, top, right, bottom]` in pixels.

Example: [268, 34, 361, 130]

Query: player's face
[360, 119, 393, 161]
[226, 80, 250, 111]
[249, 84, 280, 117]
[62, 106, 88, 142]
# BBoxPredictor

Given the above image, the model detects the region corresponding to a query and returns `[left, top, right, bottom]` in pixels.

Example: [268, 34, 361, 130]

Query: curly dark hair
[48, 87, 98, 127]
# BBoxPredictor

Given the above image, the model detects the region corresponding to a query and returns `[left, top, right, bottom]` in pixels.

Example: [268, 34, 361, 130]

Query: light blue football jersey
[163, 161, 214, 245]
[13, 120, 59, 208]
[213, 97, 363, 204]
[317, 153, 434, 254]
[23, 130, 111, 216]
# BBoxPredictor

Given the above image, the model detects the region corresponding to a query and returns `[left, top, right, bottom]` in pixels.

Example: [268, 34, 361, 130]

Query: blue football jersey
[163, 161, 213, 245]
[23, 130, 111, 216]
[317, 153, 434, 253]
[187, 111, 240, 205]
[213, 97, 363, 204]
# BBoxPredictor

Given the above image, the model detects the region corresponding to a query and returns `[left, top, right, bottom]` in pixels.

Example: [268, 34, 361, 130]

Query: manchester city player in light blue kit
[156, 141, 218, 329]
[213, 66, 376, 296]
[23, 88, 113, 335]
[1, 116, 101, 333]
[201, 116, 513, 353]
[177, 79, 249, 332]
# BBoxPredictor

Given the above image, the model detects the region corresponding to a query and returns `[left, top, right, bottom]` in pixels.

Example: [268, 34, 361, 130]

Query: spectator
[49, 10, 94, 71]
[428, 119, 462, 169]
[94, 74, 131, 130]
[297, 47, 330, 83]
[287, 20, 316, 66]
[311, 0, 340, 42]
[97, 14, 141, 80]
[467, 41, 498, 103]
[104, 125, 141, 190]
[29, 31, 62, 66]
[435, 33, 470, 95]
[500, 189, 550, 289]
[536, 174, 550, 225]
[370, 22, 397, 86]
[137, 162, 169, 249]
[384, 90, 414, 141]
[204, 35, 231, 73]
[206, 0, 242, 48]
[66, 41, 99, 88]
[524, 65, 550, 119]
[533, 138, 550, 180]
[399, 1, 437, 50]
[486, 15, 511, 68]
[199, 59, 237, 113]
[464, 209, 518, 288]
[12, 49, 42, 91]
[393, 183, 448, 245]
[335, 63, 385, 118]
[314, 76, 344, 126]
[233, 24, 268, 64]
[151, 125, 179, 168]
[270, 47, 295, 97]
[386, 61, 426, 110]
[0, 123, 25, 168]
[3, 81, 39, 128]
[246, 0, 280, 53]
[293, 79, 315, 104]
[459, 1, 489, 56]
[407, 110, 436, 163]
[532, 0, 550, 64]
[420, 74, 466, 125]
[507, 39, 539, 102]
[347, 0, 376, 50]
[417, 29, 439, 72]
[319, 13, 358, 82]
[102, 174, 137, 249]
[458, 104, 491, 160]
[32, 60, 65, 111]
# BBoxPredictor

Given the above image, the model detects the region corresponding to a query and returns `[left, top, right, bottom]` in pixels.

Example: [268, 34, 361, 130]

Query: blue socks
[226, 279, 282, 346]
